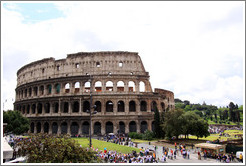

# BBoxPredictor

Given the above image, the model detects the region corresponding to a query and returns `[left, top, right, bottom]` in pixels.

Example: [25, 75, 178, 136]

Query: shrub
[128, 132, 143, 139]
[17, 133, 102, 163]
[142, 130, 154, 141]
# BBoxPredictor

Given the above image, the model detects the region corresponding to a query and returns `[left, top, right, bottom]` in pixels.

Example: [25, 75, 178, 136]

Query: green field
[72, 138, 140, 154]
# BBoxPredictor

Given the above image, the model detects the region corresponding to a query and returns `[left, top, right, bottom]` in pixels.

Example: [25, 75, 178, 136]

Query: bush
[142, 130, 154, 141]
[17, 133, 102, 163]
[128, 132, 143, 139]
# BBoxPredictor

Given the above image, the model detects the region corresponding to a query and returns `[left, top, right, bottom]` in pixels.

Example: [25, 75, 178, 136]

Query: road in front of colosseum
[136, 143, 240, 163]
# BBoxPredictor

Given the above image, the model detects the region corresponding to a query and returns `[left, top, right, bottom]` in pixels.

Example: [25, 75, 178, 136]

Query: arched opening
[151, 101, 157, 112]
[96, 62, 100, 67]
[119, 121, 125, 134]
[129, 101, 136, 112]
[74, 82, 80, 93]
[44, 122, 49, 133]
[95, 81, 102, 92]
[70, 122, 79, 136]
[30, 122, 34, 133]
[40, 85, 44, 95]
[161, 102, 165, 112]
[32, 104, 36, 114]
[140, 121, 148, 133]
[63, 102, 69, 113]
[83, 101, 90, 112]
[45, 103, 50, 113]
[117, 101, 125, 112]
[73, 101, 79, 112]
[27, 105, 30, 114]
[119, 61, 123, 67]
[61, 122, 67, 134]
[37, 122, 41, 133]
[128, 81, 135, 92]
[28, 88, 32, 97]
[84, 81, 90, 93]
[82, 121, 89, 135]
[106, 81, 113, 91]
[106, 101, 113, 112]
[24, 89, 27, 97]
[34, 87, 38, 96]
[95, 101, 101, 112]
[152, 121, 155, 132]
[65, 83, 70, 93]
[94, 122, 101, 135]
[106, 121, 113, 134]
[129, 121, 136, 132]
[139, 81, 145, 92]
[140, 101, 147, 112]
[22, 106, 25, 114]
[55, 83, 60, 94]
[37, 103, 42, 114]
[52, 122, 58, 134]
[47, 84, 52, 95]
[54, 102, 59, 113]
[117, 81, 124, 92]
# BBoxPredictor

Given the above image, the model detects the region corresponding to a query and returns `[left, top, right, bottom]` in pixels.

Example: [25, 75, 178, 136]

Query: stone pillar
[102, 82, 106, 92]
[41, 122, 44, 133]
[101, 100, 105, 115]
[113, 100, 117, 115]
[57, 122, 61, 134]
[125, 81, 128, 92]
[136, 81, 140, 93]
[70, 82, 74, 94]
[136, 121, 140, 133]
[69, 101, 72, 114]
[67, 120, 71, 135]
[79, 98, 82, 113]
[113, 121, 117, 135]
[113, 82, 117, 92]
[147, 100, 151, 113]
[43, 85, 47, 96]
[58, 99, 61, 113]
[101, 121, 105, 135]
[50, 102, 53, 115]
[49, 122, 52, 134]
[125, 122, 129, 134]
[91, 120, 94, 135]
[78, 121, 82, 135]
[148, 121, 152, 131]
[136, 100, 140, 114]
[42, 103, 45, 115]
[34, 122, 37, 134]
[125, 99, 129, 114]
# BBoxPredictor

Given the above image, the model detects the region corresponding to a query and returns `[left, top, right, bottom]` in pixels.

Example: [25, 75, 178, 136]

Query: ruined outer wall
[17, 51, 149, 87]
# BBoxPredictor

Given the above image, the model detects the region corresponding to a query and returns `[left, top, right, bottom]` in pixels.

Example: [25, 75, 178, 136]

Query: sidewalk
[136, 143, 239, 163]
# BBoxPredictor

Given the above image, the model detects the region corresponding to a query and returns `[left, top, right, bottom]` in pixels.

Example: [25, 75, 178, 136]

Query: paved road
[135, 143, 239, 163]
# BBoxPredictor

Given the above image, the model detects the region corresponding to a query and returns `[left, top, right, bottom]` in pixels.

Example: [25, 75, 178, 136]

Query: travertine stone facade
[14, 51, 174, 136]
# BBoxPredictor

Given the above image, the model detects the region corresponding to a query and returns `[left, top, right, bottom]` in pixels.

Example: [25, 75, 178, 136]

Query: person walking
[187, 150, 190, 159]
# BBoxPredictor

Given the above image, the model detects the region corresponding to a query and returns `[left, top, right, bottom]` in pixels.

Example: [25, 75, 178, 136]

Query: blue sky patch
[3, 3, 65, 23]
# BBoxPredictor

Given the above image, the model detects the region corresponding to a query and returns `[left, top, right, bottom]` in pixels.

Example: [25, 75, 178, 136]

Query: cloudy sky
[1, 1, 245, 111]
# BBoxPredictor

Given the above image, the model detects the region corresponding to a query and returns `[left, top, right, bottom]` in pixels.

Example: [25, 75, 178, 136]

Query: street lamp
[86, 74, 97, 148]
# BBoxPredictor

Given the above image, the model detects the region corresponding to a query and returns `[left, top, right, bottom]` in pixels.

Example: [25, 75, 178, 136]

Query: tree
[194, 119, 210, 139]
[17, 133, 102, 163]
[229, 102, 236, 121]
[153, 108, 162, 138]
[3, 110, 30, 135]
[161, 108, 184, 139]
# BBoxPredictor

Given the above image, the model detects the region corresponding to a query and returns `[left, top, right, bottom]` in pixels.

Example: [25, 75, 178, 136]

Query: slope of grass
[72, 138, 140, 154]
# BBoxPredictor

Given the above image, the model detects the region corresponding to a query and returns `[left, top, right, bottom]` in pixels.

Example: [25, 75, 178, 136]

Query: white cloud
[1, 1, 244, 110]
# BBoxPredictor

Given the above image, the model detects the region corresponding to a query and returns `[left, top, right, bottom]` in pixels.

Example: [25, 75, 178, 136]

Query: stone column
[125, 99, 129, 114]
[41, 122, 44, 133]
[125, 81, 128, 92]
[70, 82, 74, 94]
[113, 100, 117, 115]
[67, 120, 71, 135]
[113, 82, 117, 92]
[91, 121, 94, 135]
[136, 100, 140, 114]
[102, 81, 106, 92]
[135, 81, 140, 93]
[69, 101, 72, 114]
[101, 121, 105, 135]
[79, 98, 82, 113]
[58, 99, 61, 113]
[50, 102, 54, 115]
[34, 122, 37, 134]
[136, 121, 140, 133]
[114, 121, 117, 135]
[57, 122, 61, 134]
[78, 121, 82, 135]
[147, 100, 151, 113]
[125, 122, 129, 134]
[49, 122, 52, 134]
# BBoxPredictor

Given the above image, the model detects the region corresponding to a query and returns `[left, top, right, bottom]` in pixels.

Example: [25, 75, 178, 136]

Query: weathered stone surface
[14, 51, 174, 136]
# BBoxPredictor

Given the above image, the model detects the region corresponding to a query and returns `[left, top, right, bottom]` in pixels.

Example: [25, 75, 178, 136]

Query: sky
[1, 1, 245, 111]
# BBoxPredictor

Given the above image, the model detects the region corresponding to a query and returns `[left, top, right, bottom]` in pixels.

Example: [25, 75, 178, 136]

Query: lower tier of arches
[29, 116, 156, 136]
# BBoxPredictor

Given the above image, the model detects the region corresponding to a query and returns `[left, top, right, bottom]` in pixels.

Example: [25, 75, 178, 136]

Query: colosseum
[14, 51, 174, 136]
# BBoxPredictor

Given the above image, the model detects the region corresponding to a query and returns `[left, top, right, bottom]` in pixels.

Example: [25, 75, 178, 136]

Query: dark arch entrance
[129, 121, 136, 132]
[30, 122, 34, 133]
[129, 101, 136, 112]
[82, 121, 89, 135]
[45, 103, 50, 113]
[52, 122, 58, 134]
[106, 101, 113, 112]
[44, 122, 49, 133]
[119, 121, 125, 134]
[37, 122, 41, 133]
[61, 122, 67, 134]
[117, 101, 125, 112]
[94, 122, 101, 135]
[140, 121, 148, 133]
[37, 103, 42, 114]
[95, 101, 101, 112]
[63, 102, 69, 113]
[140, 101, 147, 111]
[151, 101, 157, 112]
[106, 121, 113, 134]
[54, 103, 59, 113]
[71, 122, 79, 136]
[83, 101, 90, 112]
[73, 101, 79, 112]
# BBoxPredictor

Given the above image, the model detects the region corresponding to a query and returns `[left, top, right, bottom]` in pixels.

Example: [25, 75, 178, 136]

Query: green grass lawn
[187, 130, 243, 141]
[72, 138, 140, 154]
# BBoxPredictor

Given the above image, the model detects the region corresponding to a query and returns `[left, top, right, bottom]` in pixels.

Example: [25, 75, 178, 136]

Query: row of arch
[30, 120, 155, 135]
[16, 80, 149, 100]
[17, 99, 170, 115]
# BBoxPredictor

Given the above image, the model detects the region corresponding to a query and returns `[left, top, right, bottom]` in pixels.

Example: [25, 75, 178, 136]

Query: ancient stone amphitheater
[14, 51, 174, 136]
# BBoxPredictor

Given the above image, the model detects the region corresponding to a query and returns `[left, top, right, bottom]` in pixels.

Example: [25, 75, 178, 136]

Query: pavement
[135, 143, 240, 163]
